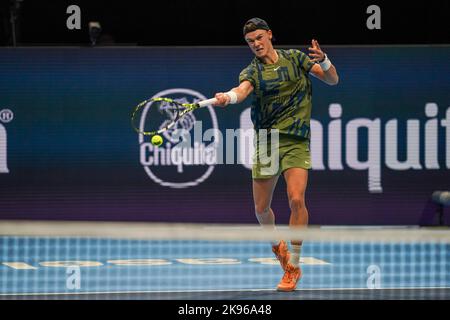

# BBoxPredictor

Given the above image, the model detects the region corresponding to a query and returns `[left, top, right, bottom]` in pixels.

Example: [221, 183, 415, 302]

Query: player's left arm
[308, 39, 339, 86]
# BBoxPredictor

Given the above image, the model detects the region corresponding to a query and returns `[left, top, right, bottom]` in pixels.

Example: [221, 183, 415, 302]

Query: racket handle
[197, 98, 218, 108]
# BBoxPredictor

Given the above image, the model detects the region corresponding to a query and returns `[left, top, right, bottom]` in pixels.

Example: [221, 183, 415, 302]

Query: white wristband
[318, 54, 332, 72]
[225, 91, 238, 104]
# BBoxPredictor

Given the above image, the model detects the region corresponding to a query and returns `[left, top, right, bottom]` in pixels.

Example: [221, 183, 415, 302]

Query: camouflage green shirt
[239, 49, 315, 139]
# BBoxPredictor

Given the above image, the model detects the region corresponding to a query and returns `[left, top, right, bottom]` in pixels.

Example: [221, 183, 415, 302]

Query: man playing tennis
[213, 18, 339, 291]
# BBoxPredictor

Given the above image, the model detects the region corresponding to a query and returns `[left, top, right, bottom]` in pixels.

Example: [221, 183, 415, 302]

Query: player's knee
[289, 197, 305, 212]
[255, 205, 270, 217]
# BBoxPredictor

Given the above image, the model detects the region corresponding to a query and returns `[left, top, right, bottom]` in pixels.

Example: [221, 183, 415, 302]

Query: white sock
[289, 244, 302, 266]
[255, 209, 277, 246]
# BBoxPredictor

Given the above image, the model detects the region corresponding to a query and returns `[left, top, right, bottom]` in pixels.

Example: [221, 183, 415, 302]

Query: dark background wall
[1, 0, 450, 46]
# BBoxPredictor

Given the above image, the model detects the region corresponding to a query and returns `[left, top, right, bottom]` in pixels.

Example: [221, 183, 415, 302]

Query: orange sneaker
[276, 263, 302, 292]
[272, 240, 290, 271]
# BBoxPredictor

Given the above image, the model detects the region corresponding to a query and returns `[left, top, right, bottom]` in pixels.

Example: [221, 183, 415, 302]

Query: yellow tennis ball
[151, 134, 163, 147]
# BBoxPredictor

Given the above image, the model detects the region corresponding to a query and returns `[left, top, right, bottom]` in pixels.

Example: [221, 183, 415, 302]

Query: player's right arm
[213, 80, 254, 107]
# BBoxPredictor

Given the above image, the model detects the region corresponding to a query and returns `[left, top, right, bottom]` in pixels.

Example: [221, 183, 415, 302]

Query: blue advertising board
[0, 46, 449, 225]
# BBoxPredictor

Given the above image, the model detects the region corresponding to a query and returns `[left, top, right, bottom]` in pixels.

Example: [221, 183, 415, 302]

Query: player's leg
[276, 136, 311, 291]
[275, 167, 308, 291]
[284, 167, 309, 263]
[252, 176, 291, 271]
[280, 136, 311, 261]
[252, 131, 291, 272]
[252, 176, 278, 231]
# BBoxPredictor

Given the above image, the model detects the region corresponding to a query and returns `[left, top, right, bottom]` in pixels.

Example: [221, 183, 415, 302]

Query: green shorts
[252, 133, 311, 179]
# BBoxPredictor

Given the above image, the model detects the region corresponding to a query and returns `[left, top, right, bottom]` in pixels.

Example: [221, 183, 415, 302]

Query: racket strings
[131, 98, 199, 136]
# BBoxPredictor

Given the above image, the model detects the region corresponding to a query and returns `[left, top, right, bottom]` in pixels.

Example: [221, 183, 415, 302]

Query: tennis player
[213, 18, 339, 291]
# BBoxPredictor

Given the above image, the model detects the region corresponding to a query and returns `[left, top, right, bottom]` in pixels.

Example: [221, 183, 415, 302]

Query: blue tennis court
[1, 237, 449, 299]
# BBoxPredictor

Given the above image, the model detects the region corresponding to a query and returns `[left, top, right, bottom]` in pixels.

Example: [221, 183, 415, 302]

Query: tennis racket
[131, 96, 218, 136]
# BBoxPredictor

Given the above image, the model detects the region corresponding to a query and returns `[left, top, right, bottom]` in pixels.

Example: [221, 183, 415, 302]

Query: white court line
[1, 286, 450, 296]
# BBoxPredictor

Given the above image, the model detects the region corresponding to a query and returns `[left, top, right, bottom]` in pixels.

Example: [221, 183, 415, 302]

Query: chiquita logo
[138, 89, 219, 188]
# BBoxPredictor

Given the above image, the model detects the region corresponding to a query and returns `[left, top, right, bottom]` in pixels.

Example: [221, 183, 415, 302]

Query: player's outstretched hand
[308, 39, 326, 63]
